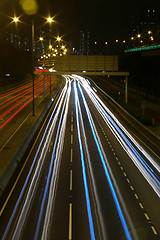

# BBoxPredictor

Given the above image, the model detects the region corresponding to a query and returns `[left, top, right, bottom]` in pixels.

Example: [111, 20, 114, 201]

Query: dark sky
[1, 0, 160, 47]
[37, 0, 160, 45]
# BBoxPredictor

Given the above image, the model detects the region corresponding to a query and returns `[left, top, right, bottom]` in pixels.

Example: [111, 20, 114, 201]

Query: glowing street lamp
[131, 37, 134, 40]
[39, 37, 43, 41]
[47, 17, 53, 23]
[56, 36, 61, 42]
[148, 31, 152, 35]
[13, 17, 19, 23]
[137, 34, 141, 38]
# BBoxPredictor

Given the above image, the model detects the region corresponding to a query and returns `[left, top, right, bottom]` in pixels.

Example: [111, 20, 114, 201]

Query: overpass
[39, 55, 129, 103]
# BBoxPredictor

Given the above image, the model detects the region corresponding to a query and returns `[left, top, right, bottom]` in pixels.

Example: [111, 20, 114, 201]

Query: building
[79, 30, 90, 55]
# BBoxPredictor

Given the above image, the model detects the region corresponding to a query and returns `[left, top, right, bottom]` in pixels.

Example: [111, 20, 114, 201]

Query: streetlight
[39, 37, 43, 41]
[47, 17, 53, 23]
[12, 15, 35, 115]
[47, 17, 54, 94]
[56, 36, 61, 42]
[13, 17, 19, 23]
[32, 17, 35, 116]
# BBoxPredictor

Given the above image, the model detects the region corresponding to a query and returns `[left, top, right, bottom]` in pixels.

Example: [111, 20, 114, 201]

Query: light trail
[74, 80, 96, 240]
[0, 76, 50, 116]
[0, 74, 43, 101]
[75, 75, 160, 197]
[0, 76, 47, 110]
[75, 80, 106, 240]
[2, 80, 68, 240]
[0, 75, 55, 130]
[41, 76, 71, 240]
[76, 80, 132, 240]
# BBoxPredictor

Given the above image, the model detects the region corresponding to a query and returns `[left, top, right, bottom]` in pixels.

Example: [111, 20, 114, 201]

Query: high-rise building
[79, 30, 90, 55]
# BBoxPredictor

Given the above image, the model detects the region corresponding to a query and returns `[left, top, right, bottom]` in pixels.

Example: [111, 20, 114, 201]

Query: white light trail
[74, 75, 160, 197]
[2, 79, 69, 240]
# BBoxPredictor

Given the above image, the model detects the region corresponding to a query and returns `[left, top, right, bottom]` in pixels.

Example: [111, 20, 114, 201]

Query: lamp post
[47, 17, 54, 94]
[32, 18, 35, 116]
[13, 16, 35, 116]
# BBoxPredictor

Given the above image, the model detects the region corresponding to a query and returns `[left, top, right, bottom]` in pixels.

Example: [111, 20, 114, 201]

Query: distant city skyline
[1, 0, 160, 55]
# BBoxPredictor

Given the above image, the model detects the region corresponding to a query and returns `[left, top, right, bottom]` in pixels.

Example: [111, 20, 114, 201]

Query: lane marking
[151, 226, 158, 235]
[69, 203, 72, 240]
[71, 111, 73, 116]
[71, 135, 73, 144]
[127, 179, 130, 184]
[123, 172, 127, 177]
[71, 124, 73, 132]
[130, 186, 134, 191]
[70, 148, 73, 163]
[70, 170, 72, 191]
[71, 116, 73, 123]
[134, 194, 139, 199]
[144, 213, 149, 220]
[139, 203, 144, 209]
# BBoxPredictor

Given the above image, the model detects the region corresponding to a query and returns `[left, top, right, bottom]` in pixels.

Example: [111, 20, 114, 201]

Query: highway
[0, 73, 57, 130]
[0, 75, 160, 240]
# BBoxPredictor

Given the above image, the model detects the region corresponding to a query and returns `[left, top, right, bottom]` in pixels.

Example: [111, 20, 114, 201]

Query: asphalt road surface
[0, 75, 160, 240]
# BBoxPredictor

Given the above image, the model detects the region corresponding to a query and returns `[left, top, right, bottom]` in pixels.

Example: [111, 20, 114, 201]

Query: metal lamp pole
[32, 18, 35, 116]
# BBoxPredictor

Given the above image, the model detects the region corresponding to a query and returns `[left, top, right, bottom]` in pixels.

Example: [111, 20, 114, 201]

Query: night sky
[1, 0, 160, 47]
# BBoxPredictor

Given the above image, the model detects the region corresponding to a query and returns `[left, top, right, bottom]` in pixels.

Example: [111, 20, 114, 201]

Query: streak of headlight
[77, 82, 132, 240]
[77, 76, 160, 196]
[0, 74, 42, 101]
[88, 81, 160, 174]
[11, 82, 69, 239]
[87, 85, 160, 196]
[76, 81, 107, 240]
[74, 81, 96, 240]
[35, 78, 71, 239]
[2, 81, 68, 240]
[41, 78, 71, 240]
[0, 79, 53, 130]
